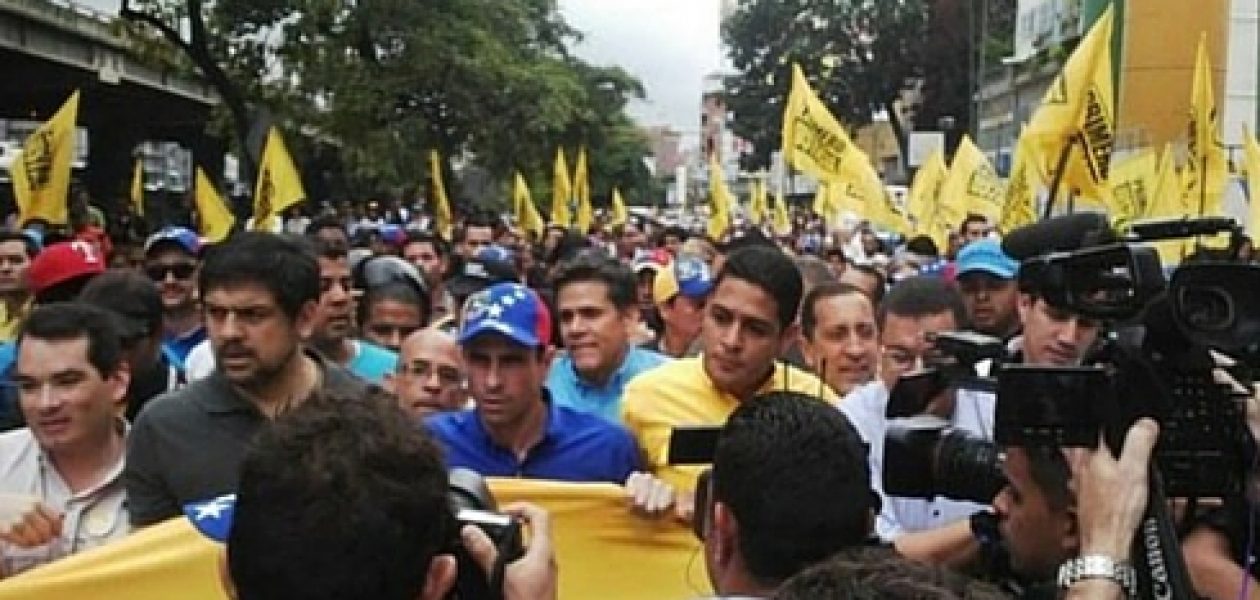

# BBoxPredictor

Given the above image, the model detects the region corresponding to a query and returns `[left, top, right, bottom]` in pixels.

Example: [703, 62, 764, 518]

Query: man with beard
[142, 227, 205, 367]
[307, 240, 397, 383]
[124, 232, 371, 526]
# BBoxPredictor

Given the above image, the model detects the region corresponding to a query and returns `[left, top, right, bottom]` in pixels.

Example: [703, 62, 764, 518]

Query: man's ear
[381, 373, 397, 395]
[710, 501, 739, 571]
[295, 300, 319, 340]
[1016, 293, 1034, 325]
[110, 362, 132, 414]
[417, 554, 457, 600]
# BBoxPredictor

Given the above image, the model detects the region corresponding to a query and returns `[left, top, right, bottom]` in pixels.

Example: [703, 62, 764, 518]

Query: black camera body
[447, 468, 524, 600]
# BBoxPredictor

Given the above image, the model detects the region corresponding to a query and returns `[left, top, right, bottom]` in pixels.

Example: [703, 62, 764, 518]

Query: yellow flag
[573, 147, 593, 232]
[842, 158, 907, 235]
[1184, 34, 1228, 217]
[1106, 149, 1159, 232]
[772, 190, 791, 235]
[194, 167, 235, 243]
[781, 64, 867, 183]
[747, 175, 767, 225]
[13, 90, 79, 225]
[130, 158, 144, 217]
[999, 134, 1045, 234]
[610, 187, 629, 228]
[908, 150, 950, 239]
[812, 181, 833, 220]
[551, 148, 572, 227]
[513, 172, 545, 239]
[1024, 7, 1115, 204]
[1144, 145, 1191, 264]
[253, 127, 305, 231]
[428, 150, 453, 239]
[1245, 126, 1260, 238]
[942, 135, 1004, 223]
[707, 153, 733, 239]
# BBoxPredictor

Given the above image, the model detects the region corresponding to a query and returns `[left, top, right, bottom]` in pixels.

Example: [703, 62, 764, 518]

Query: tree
[723, 0, 930, 171]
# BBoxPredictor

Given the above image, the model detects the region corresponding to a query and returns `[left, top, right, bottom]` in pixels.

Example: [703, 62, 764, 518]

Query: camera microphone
[1001, 213, 1117, 261]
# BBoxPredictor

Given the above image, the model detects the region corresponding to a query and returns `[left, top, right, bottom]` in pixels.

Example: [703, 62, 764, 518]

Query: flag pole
[1042, 135, 1078, 219]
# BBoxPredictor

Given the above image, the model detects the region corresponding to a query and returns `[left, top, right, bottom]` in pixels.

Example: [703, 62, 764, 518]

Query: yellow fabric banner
[1183, 34, 1228, 218]
[707, 153, 733, 239]
[844, 159, 907, 235]
[513, 171, 545, 239]
[1023, 7, 1115, 205]
[572, 146, 593, 232]
[941, 135, 1004, 224]
[429, 150, 453, 239]
[1145, 145, 1191, 264]
[771, 190, 792, 235]
[999, 134, 1044, 235]
[0, 480, 708, 600]
[13, 90, 79, 225]
[1107, 149, 1159, 232]
[252, 127, 305, 232]
[194, 168, 235, 243]
[130, 158, 144, 217]
[747, 175, 767, 225]
[1245, 126, 1260, 238]
[610, 187, 629, 228]
[551, 148, 572, 228]
[907, 149, 951, 248]
[781, 64, 867, 183]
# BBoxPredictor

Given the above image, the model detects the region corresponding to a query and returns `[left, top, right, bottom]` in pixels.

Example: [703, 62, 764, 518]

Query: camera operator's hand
[461, 502, 557, 600]
[1067, 418, 1159, 561]
[624, 472, 694, 522]
[0, 497, 62, 549]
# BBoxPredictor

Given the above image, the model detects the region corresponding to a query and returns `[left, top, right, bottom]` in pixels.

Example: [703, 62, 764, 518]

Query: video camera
[447, 468, 525, 600]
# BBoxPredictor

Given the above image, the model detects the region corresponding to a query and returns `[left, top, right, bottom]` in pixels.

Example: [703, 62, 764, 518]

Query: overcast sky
[79, 0, 723, 133]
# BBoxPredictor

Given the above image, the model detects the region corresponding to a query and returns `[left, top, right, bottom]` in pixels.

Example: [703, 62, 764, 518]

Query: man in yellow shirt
[621, 244, 837, 504]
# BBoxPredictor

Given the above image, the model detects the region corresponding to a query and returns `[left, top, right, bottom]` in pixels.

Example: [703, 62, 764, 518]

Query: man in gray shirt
[125, 233, 371, 527]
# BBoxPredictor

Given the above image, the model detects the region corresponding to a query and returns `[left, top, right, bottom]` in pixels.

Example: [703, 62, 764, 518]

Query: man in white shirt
[0, 303, 131, 578]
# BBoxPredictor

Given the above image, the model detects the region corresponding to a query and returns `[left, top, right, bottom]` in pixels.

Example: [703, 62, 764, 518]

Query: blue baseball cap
[144, 226, 202, 257]
[184, 494, 236, 543]
[652, 255, 714, 304]
[955, 239, 1019, 279]
[459, 282, 552, 348]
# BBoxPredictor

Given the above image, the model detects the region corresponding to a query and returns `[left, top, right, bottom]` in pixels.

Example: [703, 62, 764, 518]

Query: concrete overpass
[0, 0, 223, 215]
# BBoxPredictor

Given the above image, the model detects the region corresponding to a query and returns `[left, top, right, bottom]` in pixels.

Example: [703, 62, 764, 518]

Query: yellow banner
[781, 64, 866, 183]
[428, 150, 453, 239]
[942, 135, 1004, 224]
[1024, 7, 1115, 204]
[772, 189, 792, 235]
[707, 153, 733, 239]
[908, 149, 950, 245]
[1245, 126, 1260, 239]
[13, 90, 79, 225]
[1183, 34, 1228, 217]
[194, 168, 235, 243]
[573, 146, 593, 232]
[252, 127, 305, 232]
[610, 187, 629, 227]
[1145, 145, 1191, 264]
[551, 148, 572, 228]
[844, 159, 907, 235]
[130, 158, 144, 217]
[999, 134, 1044, 234]
[747, 175, 767, 225]
[513, 172, 545, 239]
[1107, 149, 1159, 232]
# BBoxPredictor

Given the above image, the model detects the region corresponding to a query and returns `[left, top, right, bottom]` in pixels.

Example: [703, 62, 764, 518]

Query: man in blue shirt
[427, 282, 641, 483]
[546, 252, 666, 423]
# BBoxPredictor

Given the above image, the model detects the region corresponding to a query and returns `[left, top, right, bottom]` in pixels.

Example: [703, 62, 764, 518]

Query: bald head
[392, 327, 467, 419]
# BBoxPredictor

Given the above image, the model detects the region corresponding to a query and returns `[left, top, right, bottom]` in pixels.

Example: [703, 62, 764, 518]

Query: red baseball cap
[28, 241, 106, 295]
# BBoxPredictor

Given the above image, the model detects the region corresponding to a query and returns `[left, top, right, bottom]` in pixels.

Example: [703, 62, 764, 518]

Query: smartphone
[668, 427, 722, 465]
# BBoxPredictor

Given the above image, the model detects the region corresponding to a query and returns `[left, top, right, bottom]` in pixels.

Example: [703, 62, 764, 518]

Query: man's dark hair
[551, 250, 636, 310]
[904, 235, 940, 258]
[877, 276, 967, 331]
[228, 390, 454, 600]
[848, 263, 887, 305]
[311, 235, 349, 260]
[544, 230, 591, 267]
[357, 282, 431, 330]
[715, 245, 803, 330]
[658, 225, 687, 246]
[404, 230, 449, 258]
[306, 216, 346, 238]
[773, 545, 1010, 600]
[0, 231, 39, 258]
[801, 282, 871, 340]
[78, 269, 163, 342]
[712, 391, 877, 587]
[18, 302, 124, 377]
[959, 214, 988, 235]
[459, 211, 500, 242]
[199, 233, 320, 321]
[794, 256, 837, 294]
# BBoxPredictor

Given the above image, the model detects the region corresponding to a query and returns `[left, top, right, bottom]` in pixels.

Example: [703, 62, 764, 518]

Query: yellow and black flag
[194, 167, 235, 243]
[512, 171, 545, 239]
[429, 150, 453, 239]
[1183, 33, 1228, 217]
[551, 148, 572, 227]
[610, 187, 629, 228]
[252, 127, 305, 232]
[782, 64, 868, 184]
[130, 157, 144, 217]
[12, 90, 79, 225]
[573, 147, 593, 232]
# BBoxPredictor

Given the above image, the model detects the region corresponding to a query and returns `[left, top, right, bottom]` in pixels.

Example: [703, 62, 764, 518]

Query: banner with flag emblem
[12, 90, 79, 225]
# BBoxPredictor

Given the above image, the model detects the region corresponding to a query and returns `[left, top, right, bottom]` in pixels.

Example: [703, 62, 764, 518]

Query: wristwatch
[1057, 554, 1137, 598]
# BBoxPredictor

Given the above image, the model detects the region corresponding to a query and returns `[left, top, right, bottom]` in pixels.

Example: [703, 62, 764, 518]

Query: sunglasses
[145, 263, 197, 281]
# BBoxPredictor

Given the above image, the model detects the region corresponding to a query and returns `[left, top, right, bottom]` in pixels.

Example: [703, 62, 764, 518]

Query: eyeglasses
[396, 360, 463, 386]
[145, 263, 196, 281]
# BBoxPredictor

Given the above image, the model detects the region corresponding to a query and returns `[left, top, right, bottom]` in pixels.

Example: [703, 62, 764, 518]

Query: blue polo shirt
[546, 345, 667, 423]
[425, 393, 642, 484]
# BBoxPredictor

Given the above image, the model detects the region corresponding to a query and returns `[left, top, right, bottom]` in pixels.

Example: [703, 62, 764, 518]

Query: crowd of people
[0, 199, 1254, 600]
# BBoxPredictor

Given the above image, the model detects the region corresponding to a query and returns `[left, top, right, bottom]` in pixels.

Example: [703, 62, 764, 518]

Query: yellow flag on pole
[551, 148, 572, 228]
[747, 175, 767, 225]
[841, 158, 907, 235]
[1145, 145, 1191, 264]
[772, 190, 792, 236]
[1184, 33, 1228, 218]
[812, 181, 833, 220]
[908, 150, 950, 239]
[610, 187, 629, 228]
[573, 146, 593, 232]
[1023, 7, 1115, 204]
[781, 64, 867, 183]
[999, 134, 1045, 234]
[1106, 149, 1159, 232]
[939, 135, 1004, 224]
[1245, 126, 1260, 238]
[512, 172, 545, 239]
[130, 158, 145, 217]
[252, 127, 305, 232]
[707, 153, 733, 239]
[13, 90, 79, 225]
[194, 167, 235, 243]
[428, 150, 453, 239]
